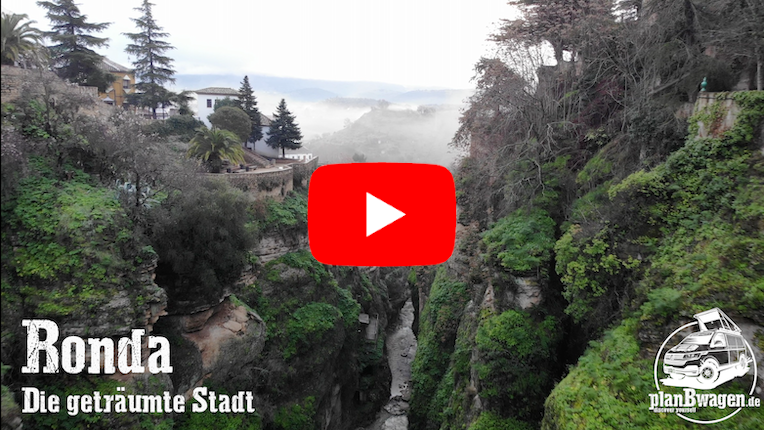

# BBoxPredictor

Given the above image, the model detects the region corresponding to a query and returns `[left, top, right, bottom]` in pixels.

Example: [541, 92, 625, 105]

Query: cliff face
[155, 198, 412, 429]
[0, 157, 408, 430]
[408, 92, 764, 430]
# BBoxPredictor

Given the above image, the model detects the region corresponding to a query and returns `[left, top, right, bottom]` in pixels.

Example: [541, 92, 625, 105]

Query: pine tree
[266, 99, 303, 158]
[37, 0, 113, 91]
[237, 76, 263, 143]
[124, 0, 176, 119]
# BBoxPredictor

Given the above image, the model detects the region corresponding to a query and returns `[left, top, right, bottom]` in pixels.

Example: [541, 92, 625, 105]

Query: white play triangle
[366, 192, 406, 237]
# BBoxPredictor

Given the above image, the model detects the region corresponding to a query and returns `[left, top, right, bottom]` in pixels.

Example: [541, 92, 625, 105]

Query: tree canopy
[37, 0, 114, 91]
[493, 0, 614, 64]
[124, 0, 176, 118]
[213, 97, 239, 111]
[208, 106, 251, 143]
[266, 99, 303, 158]
[237, 76, 263, 143]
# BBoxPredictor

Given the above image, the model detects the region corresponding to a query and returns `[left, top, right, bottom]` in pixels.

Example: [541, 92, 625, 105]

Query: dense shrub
[483, 208, 556, 275]
[209, 106, 251, 143]
[273, 397, 315, 430]
[475, 310, 559, 421]
[469, 411, 535, 430]
[283, 303, 342, 359]
[3, 166, 146, 319]
[144, 115, 205, 141]
[150, 178, 256, 311]
[410, 268, 470, 428]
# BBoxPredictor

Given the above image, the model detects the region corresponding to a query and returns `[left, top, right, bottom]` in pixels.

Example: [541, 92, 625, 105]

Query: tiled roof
[194, 87, 239, 96]
[101, 58, 131, 73]
[260, 113, 273, 126]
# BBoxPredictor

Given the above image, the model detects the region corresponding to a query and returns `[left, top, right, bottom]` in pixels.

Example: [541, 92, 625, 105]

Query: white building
[192, 86, 308, 159]
[192, 87, 239, 127]
[249, 113, 273, 153]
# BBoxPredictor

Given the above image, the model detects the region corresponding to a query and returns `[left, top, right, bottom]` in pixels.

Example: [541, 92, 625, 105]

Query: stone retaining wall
[291, 156, 319, 188]
[205, 157, 319, 200]
[1, 65, 98, 102]
[694, 92, 742, 138]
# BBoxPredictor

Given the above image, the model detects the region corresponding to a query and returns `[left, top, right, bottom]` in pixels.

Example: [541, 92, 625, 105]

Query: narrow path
[365, 299, 417, 430]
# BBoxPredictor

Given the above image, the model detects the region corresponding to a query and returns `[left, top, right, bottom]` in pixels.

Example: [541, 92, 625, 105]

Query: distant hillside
[175, 73, 473, 105]
[319, 97, 384, 109]
[305, 105, 464, 167]
[174, 73, 407, 98]
[285, 87, 340, 102]
[390, 89, 473, 105]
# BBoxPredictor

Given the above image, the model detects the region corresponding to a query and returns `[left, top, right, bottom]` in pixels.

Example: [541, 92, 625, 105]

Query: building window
[207, 99, 212, 108]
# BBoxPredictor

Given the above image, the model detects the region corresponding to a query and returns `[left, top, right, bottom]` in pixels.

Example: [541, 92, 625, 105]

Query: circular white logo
[651, 308, 758, 424]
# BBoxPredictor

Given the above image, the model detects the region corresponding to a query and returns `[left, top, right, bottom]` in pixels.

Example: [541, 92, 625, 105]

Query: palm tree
[1, 13, 44, 66]
[187, 127, 245, 173]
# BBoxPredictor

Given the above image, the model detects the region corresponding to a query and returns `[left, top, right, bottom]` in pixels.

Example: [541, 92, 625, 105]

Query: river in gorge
[364, 298, 418, 430]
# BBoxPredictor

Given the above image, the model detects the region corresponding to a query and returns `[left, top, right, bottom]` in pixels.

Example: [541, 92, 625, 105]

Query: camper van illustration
[662, 308, 752, 390]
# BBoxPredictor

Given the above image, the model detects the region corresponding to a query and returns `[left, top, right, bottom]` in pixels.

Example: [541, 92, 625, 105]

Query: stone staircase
[242, 149, 271, 168]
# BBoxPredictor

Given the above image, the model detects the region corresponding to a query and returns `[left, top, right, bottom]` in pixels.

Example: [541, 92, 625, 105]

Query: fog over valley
[179, 73, 471, 166]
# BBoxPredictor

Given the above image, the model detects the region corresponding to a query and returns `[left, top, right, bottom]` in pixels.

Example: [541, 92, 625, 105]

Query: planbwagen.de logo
[650, 308, 761, 424]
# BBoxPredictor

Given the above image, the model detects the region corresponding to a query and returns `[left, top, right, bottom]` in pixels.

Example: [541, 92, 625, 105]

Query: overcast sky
[3, 0, 517, 89]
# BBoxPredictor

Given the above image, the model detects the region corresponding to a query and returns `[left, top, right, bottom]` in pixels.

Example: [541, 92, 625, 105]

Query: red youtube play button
[309, 163, 455, 266]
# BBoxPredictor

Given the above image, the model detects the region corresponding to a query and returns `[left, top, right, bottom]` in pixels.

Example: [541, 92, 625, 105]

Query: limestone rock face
[157, 296, 266, 398]
[253, 231, 309, 263]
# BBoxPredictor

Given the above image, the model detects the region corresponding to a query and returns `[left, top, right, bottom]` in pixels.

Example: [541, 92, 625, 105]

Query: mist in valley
[179, 73, 470, 166]
[303, 102, 466, 168]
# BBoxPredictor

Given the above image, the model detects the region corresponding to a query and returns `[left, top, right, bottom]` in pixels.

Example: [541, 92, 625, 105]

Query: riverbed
[365, 299, 417, 430]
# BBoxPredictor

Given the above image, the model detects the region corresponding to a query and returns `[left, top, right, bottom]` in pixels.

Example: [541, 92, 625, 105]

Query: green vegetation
[237, 76, 263, 143]
[410, 268, 470, 428]
[3, 165, 143, 318]
[542, 319, 763, 429]
[38, 0, 114, 91]
[469, 411, 535, 430]
[336, 285, 361, 329]
[187, 127, 246, 173]
[483, 208, 556, 275]
[266, 99, 303, 158]
[555, 225, 641, 322]
[428, 0, 763, 425]
[143, 114, 205, 141]
[253, 191, 308, 235]
[283, 302, 341, 359]
[543, 94, 764, 428]
[209, 106, 252, 143]
[0, 12, 43, 66]
[150, 179, 256, 309]
[273, 396, 315, 430]
[475, 310, 559, 420]
[124, 0, 176, 119]
[176, 411, 259, 430]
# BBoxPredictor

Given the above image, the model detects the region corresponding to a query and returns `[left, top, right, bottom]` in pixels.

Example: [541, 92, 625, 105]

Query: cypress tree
[124, 0, 176, 119]
[266, 99, 303, 158]
[237, 76, 263, 143]
[37, 0, 113, 91]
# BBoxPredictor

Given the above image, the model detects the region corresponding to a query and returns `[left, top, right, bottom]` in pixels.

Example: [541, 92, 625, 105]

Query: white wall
[253, 126, 280, 157]
[251, 126, 306, 158]
[195, 94, 237, 127]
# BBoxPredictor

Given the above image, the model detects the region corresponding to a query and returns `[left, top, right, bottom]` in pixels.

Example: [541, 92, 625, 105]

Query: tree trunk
[554, 43, 563, 66]
[134, 173, 141, 208]
[757, 48, 763, 91]
[282, 146, 285, 158]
